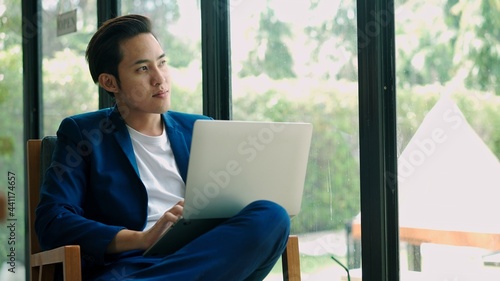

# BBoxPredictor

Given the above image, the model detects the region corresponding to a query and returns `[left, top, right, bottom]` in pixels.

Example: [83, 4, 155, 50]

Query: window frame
[357, 0, 399, 280]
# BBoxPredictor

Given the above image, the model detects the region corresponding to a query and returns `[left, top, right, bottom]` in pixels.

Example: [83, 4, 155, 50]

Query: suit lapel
[163, 113, 190, 182]
[108, 108, 141, 177]
[106, 108, 190, 182]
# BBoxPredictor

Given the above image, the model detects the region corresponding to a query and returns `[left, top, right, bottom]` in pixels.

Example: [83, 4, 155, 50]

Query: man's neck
[122, 112, 164, 136]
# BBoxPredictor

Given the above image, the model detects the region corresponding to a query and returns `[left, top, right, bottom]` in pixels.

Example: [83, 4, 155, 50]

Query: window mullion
[357, 0, 399, 280]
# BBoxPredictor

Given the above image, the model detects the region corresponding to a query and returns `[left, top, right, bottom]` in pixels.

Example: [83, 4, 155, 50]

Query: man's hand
[106, 200, 184, 253]
[142, 200, 184, 249]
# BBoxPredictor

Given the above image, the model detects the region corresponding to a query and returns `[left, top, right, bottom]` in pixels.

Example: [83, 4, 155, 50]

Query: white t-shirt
[127, 125, 185, 231]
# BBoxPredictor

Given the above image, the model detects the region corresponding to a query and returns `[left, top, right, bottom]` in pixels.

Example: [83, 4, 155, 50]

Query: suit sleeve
[35, 117, 124, 266]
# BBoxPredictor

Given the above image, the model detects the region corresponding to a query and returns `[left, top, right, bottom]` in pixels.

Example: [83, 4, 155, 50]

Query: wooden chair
[27, 138, 82, 281]
[27, 137, 301, 281]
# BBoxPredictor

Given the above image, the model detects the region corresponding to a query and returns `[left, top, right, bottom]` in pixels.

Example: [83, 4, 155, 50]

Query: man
[35, 14, 290, 281]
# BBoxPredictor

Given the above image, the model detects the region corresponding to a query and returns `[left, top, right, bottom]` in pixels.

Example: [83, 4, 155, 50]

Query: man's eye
[138, 66, 148, 72]
[159, 60, 167, 66]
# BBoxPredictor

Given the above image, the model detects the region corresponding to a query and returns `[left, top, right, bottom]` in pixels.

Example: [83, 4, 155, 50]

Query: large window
[394, 0, 500, 279]
[122, 0, 203, 114]
[231, 1, 360, 279]
[41, 0, 99, 136]
[0, 0, 25, 279]
[12, 1, 499, 280]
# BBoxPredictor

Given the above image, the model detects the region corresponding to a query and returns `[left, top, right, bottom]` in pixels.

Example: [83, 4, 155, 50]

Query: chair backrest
[27, 136, 57, 254]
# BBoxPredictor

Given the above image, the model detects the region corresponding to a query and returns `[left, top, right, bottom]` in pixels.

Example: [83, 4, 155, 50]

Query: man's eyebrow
[132, 54, 166, 65]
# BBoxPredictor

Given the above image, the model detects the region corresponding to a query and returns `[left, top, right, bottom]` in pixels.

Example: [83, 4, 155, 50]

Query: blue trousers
[86, 200, 291, 281]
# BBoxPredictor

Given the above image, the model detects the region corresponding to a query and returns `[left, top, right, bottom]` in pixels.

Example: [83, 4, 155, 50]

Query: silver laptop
[183, 119, 313, 219]
[143, 120, 312, 257]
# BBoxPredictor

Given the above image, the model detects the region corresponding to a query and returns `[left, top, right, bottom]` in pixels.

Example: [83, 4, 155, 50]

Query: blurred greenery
[0, 0, 26, 268]
[239, 6, 296, 79]
[232, 79, 500, 234]
[0, 0, 499, 269]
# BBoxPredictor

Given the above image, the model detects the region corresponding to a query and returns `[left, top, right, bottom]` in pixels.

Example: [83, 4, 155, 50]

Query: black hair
[85, 14, 153, 96]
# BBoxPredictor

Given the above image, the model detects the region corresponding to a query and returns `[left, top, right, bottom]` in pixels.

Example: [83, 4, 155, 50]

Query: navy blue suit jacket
[35, 106, 210, 267]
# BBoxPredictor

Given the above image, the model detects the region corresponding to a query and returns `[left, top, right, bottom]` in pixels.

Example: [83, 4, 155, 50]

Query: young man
[35, 14, 290, 281]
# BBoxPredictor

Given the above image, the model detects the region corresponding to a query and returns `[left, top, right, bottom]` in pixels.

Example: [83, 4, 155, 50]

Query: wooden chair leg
[33, 264, 56, 281]
[44, 265, 56, 281]
[31, 266, 39, 281]
[282, 235, 301, 281]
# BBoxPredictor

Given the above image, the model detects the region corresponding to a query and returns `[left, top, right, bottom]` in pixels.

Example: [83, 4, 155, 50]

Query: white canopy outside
[352, 95, 500, 250]
[398, 95, 500, 235]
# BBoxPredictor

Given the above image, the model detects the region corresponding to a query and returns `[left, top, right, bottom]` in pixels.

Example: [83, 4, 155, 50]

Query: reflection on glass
[122, 1, 202, 114]
[42, 0, 99, 136]
[231, 1, 360, 279]
[395, 0, 500, 280]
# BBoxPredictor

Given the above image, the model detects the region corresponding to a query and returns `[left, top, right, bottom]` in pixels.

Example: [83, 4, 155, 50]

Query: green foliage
[0, 137, 14, 156]
[42, 48, 98, 135]
[0, 2, 26, 264]
[394, 0, 500, 95]
[122, 0, 197, 69]
[233, 82, 361, 233]
[170, 80, 203, 114]
[239, 8, 296, 79]
[454, 0, 500, 94]
[452, 91, 500, 159]
[396, 87, 441, 152]
[304, 0, 358, 80]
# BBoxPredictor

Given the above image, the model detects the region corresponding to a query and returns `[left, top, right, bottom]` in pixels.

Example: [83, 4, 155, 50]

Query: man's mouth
[153, 90, 168, 98]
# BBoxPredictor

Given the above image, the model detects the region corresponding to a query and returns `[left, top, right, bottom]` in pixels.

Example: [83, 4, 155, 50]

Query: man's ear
[98, 73, 119, 93]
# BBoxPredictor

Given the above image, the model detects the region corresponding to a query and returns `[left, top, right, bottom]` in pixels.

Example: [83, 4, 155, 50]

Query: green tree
[393, 0, 500, 93]
[304, 0, 358, 80]
[393, 0, 457, 88]
[239, 6, 295, 79]
[446, 0, 500, 95]
[122, 0, 198, 68]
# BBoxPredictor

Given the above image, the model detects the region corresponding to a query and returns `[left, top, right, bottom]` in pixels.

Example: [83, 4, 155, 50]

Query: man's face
[114, 33, 171, 117]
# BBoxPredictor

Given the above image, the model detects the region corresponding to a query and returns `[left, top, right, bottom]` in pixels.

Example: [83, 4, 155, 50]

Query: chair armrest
[282, 235, 301, 281]
[31, 245, 82, 281]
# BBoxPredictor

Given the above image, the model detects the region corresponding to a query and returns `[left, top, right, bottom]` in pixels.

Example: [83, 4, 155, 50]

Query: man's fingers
[169, 203, 184, 217]
[159, 212, 176, 225]
[160, 206, 183, 223]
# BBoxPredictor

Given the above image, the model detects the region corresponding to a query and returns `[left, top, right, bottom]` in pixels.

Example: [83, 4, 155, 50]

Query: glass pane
[0, 0, 26, 279]
[121, 0, 203, 114]
[231, 1, 360, 279]
[42, 0, 99, 136]
[396, 0, 500, 279]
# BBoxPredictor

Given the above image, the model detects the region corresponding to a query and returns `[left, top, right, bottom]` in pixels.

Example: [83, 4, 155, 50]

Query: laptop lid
[183, 120, 313, 220]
